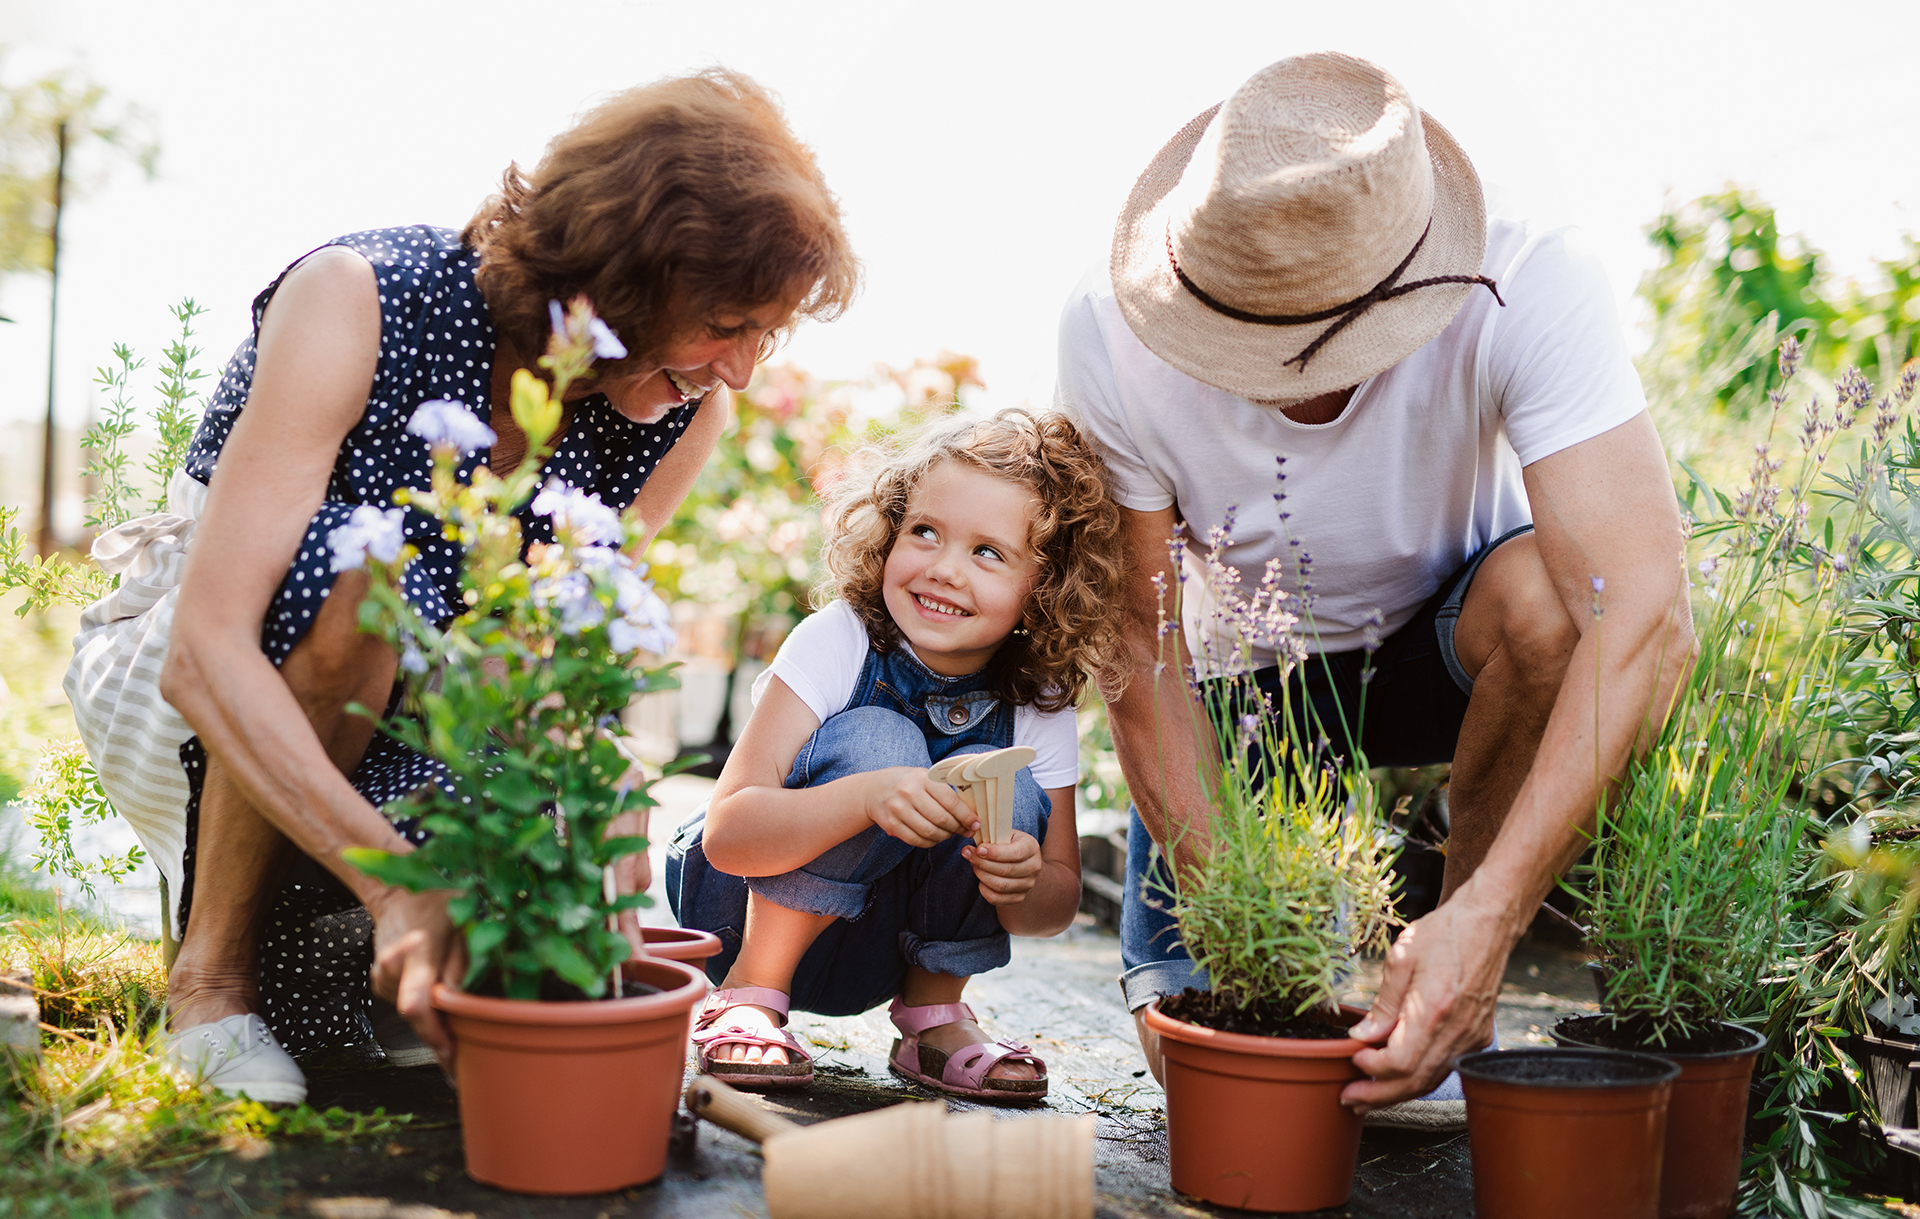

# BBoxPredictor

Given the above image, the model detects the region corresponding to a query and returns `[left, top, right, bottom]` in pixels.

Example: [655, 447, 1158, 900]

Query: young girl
[666, 409, 1124, 1102]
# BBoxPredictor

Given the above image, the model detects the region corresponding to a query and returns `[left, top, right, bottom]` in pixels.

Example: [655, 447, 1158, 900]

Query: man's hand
[1342, 890, 1516, 1111]
[963, 830, 1044, 906]
[862, 767, 972, 846]
[369, 887, 464, 1071]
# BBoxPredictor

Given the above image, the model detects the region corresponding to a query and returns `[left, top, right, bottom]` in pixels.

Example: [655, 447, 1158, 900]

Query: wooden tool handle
[684, 1075, 801, 1146]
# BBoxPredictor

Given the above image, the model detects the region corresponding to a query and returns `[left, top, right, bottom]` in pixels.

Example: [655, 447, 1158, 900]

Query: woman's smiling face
[576, 297, 800, 424]
[881, 459, 1041, 676]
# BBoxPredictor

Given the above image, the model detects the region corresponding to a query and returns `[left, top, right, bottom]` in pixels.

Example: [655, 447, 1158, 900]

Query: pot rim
[1549, 1014, 1767, 1062]
[1143, 999, 1366, 1058]
[432, 957, 708, 1025]
[640, 926, 722, 946]
[1457, 1047, 1681, 1089]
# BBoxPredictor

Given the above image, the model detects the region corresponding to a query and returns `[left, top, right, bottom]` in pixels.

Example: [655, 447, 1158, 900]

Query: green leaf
[466, 921, 508, 961]
[596, 835, 649, 864]
[341, 847, 448, 893]
[533, 934, 602, 993]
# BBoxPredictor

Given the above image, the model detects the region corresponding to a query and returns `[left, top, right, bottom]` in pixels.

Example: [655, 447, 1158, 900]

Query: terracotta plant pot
[1142, 1001, 1365, 1212]
[433, 957, 709, 1195]
[1458, 1048, 1680, 1219]
[640, 926, 724, 966]
[1553, 1016, 1767, 1219]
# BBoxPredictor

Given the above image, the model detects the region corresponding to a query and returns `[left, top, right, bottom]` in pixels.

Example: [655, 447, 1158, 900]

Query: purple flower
[1590, 576, 1605, 594]
[535, 570, 606, 634]
[327, 505, 407, 571]
[407, 399, 497, 453]
[531, 480, 625, 546]
[587, 317, 627, 360]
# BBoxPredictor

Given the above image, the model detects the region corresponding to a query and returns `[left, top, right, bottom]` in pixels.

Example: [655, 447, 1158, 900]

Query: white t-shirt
[749, 600, 1081, 788]
[1056, 214, 1646, 665]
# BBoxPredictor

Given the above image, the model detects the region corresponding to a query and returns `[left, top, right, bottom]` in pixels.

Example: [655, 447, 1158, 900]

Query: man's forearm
[1107, 630, 1221, 882]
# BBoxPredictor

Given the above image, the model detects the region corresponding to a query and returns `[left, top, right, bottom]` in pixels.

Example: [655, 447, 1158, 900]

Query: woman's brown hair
[821, 409, 1128, 713]
[464, 69, 859, 368]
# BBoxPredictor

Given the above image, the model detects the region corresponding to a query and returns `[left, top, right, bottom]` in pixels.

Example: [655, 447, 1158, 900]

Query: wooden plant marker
[930, 746, 1035, 846]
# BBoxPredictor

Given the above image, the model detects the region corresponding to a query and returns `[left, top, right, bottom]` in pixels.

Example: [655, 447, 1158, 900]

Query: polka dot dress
[174, 226, 698, 1057]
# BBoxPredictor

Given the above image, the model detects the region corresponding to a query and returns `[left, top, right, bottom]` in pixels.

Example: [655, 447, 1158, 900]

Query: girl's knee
[791, 706, 930, 787]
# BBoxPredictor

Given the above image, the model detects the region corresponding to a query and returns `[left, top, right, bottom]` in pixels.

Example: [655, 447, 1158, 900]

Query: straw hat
[1110, 52, 1501, 403]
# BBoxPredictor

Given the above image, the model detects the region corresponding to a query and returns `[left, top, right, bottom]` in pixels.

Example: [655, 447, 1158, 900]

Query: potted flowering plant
[339, 300, 708, 1196]
[1139, 522, 1399, 1213]
[1550, 339, 1906, 1219]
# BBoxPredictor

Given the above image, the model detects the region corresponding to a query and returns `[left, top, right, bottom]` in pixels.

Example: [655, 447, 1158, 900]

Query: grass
[0, 844, 415, 1218]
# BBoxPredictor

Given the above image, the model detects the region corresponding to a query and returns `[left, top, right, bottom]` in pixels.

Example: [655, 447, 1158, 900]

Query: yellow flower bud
[511, 368, 562, 451]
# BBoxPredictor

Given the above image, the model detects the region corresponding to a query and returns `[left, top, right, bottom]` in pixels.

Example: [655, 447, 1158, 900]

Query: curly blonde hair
[820, 409, 1126, 712]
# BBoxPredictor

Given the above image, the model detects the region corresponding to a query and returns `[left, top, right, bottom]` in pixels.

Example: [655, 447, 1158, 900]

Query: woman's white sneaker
[161, 1013, 307, 1105]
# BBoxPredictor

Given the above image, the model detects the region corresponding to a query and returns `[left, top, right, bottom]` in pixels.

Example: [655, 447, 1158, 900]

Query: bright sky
[0, 0, 1913, 443]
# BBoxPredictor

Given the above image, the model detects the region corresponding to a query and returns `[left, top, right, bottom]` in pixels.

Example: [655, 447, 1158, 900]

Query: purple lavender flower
[532, 480, 625, 546]
[407, 399, 497, 453]
[327, 505, 407, 571]
[587, 317, 627, 361]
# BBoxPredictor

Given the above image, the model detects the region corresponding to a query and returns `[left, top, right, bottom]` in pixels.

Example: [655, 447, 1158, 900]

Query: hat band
[1166, 219, 1506, 371]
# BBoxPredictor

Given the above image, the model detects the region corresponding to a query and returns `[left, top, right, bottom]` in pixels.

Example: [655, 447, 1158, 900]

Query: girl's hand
[963, 831, 1044, 906]
[863, 767, 973, 847]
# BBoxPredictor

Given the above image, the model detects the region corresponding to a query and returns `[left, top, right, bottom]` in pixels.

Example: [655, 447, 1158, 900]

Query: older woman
[75, 70, 856, 1104]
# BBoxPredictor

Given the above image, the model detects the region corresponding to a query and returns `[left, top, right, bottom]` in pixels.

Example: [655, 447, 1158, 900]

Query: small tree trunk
[37, 118, 68, 558]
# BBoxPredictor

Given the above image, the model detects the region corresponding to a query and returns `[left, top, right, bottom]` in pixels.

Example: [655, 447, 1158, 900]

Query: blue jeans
[1118, 526, 1534, 1012]
[667, 704, 1050, 1017]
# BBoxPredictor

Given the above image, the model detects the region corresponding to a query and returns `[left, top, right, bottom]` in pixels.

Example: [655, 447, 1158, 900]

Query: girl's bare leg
[710, 890, 835, 1066]
[898, 965, 1038, 1083]
[166, 572, 397, 1031]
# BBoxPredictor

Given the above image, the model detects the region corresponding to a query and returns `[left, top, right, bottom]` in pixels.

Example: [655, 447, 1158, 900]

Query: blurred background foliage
[1641, 188, 1919, 418]
[643, 349, 980, 658]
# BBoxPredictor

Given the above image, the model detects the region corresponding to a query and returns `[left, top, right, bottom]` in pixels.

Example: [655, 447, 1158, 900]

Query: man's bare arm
[1105, 506, 1221, 883]
[1345, 411, 1695, 1108]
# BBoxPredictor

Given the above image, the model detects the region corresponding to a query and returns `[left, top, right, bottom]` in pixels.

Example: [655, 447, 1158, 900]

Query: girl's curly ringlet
[822, 409, 1128, 712]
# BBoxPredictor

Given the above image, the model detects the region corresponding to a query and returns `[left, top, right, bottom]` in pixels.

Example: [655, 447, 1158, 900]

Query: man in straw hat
[1057, 52, 1692, 1127]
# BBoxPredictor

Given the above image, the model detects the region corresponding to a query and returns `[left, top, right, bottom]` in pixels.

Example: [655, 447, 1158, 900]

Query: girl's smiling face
[882, 460, 1041, 676]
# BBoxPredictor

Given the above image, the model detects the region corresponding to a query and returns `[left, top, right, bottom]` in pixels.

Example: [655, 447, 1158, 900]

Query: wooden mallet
[684, 1075, 1093, 1219]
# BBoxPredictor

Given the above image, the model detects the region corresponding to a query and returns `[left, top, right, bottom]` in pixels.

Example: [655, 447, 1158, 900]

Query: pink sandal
[886, 998, 1048, 1104]
[691, 987, 815, 1088]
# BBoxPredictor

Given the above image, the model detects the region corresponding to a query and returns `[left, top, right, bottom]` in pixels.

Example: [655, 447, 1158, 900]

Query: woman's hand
[862, 767, 973, 847]
[607, 807, 653, 960]
[369, 886, 465, 1071]
[963, 831, 1044, 906]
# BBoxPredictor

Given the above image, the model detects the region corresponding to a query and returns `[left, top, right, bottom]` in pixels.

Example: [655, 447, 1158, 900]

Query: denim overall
[667, 640, 1050, 1017]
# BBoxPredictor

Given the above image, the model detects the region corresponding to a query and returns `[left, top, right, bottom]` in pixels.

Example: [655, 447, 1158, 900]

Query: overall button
[947, 705, 970, 727]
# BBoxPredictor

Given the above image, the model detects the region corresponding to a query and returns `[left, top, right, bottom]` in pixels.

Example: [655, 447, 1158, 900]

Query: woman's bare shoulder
[268, 245, 380, 324]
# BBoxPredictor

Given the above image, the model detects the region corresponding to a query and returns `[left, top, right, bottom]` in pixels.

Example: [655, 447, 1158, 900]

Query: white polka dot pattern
[175, 226, 699, 1057]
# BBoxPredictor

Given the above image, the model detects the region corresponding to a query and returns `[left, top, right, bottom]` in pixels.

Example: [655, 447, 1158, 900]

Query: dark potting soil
[466, 976, 662, 1002]
[1558, 1013, 1756, 1055]
[1463, 1051, 1675, 1086]
[1158, 988, 1353, 1040]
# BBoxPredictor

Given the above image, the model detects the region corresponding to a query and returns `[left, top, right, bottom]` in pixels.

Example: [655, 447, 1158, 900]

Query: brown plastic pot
[1142, 1002, 1365, 1212]
[639, 926, 723, 965]
[1458, 1048, 1680, 1219]
[432, 957, 709, 1195]
[1553, 1016, 1767, 1219]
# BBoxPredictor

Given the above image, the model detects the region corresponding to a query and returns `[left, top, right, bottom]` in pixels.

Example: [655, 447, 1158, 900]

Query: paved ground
[125, 778, 1603, 1219]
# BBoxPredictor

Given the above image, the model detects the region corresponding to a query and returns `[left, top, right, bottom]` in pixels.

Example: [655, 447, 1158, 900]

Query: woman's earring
[1013, 624, 1030, 637]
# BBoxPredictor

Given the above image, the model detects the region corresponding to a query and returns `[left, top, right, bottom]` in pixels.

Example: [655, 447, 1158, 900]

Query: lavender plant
[339, 300, 678, 1003]
[1581, 341, 1901, 1045]
[1153, 496, 1398, 1022]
